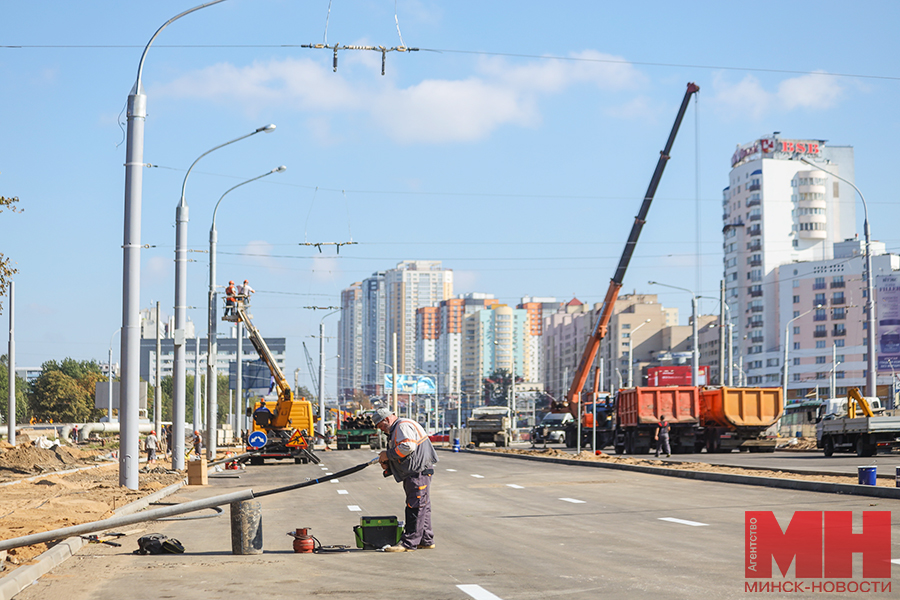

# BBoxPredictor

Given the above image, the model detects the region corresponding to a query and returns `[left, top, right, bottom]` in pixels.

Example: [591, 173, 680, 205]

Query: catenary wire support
[299, 241, 357, 254]
[300, 43, 418, 75]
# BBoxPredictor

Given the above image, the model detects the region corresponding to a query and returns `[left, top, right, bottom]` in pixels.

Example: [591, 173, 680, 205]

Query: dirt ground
[483, 445, 897, 488]
[0, 440, 184, 573]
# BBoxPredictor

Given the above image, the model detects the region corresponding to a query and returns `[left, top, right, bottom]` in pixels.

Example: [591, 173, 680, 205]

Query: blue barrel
[858, 466, 877, 486]
[895, 467, 900, 488]
[452, 438, 461, 453]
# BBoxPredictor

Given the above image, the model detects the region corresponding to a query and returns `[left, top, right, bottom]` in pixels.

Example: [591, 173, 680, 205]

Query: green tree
[0, 355, 29, 423]
[0, 196, 21, 315]
[159, 374, 231, 425]
[29, 371, 93, 422]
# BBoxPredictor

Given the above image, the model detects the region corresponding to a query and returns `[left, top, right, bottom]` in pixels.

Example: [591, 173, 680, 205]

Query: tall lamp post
[171, 125, 275, 470]
[699, 295, 734, 386]
[799, 158, 876, 397]
[120, 0, 229, 489]
[627, 319, 651, 387]
[108, 328, 121, 423]
[207, 166, 285, 459]
[783, 304, 822, 410]
[318, 310, 340, 439]
[650, 281, 699, 385]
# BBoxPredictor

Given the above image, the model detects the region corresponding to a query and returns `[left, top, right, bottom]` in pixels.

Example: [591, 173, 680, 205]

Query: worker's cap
[371, 408, 393, 425]
[229, 280, 234, 284]
[244, 279, 249, 283]
[194, 430, 200, 435]
[150, 430, 155, 435]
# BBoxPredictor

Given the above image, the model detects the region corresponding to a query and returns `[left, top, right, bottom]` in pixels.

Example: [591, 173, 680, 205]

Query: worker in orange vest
[225, 280, 237, 316]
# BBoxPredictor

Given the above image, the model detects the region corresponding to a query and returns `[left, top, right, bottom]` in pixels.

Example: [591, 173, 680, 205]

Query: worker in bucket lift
[373, 407, 438, 552]
[655, 414, 671, 458]
[224, 280, 237, 316]
[239, 279, 255, 303]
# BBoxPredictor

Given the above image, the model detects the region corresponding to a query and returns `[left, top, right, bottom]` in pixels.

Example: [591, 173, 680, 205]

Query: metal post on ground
[236, 321, 243, 432]
[7, 281, 14, 446]
[155, 302, 161, 436]
[194, 337, 202, 433]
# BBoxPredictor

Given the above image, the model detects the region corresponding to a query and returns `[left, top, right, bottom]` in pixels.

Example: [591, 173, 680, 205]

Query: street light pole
[120, 0, 229, 490]
[318, 310, 340, 438]
[207, 166, 285, 459]
[649, 281, 699, 385]
[108, 328, 121, 423]
[172, 125, 275, 470]
[783, 304, 822, 410]
[627, 319, 651, 387]
[800, 158, 877, 397]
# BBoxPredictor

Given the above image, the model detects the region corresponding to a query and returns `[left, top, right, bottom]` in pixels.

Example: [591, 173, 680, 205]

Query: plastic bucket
[858, 466, 877, 486]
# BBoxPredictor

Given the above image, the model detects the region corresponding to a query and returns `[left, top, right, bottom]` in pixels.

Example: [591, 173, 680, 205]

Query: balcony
[813, 331, 827, 338]
[813, 300, 826, 309]
[832, 297, 846, 305]
[749, 289, 763, 298]
[813, 314, 827, 321]
[746, 197, 760, 207]
[749, 321, 763, 329]
[747, 242, 762, 252]
[813, 283, 826, 290]
[748, 183, 761, 191]
[749, 213, 761, 222]
[751, 305, 764, 313]
[832, 329, 847, 337]
[830, 281, 845, 289]
[750, 336, 764, 344]
[749, 258, 762, 267]
[747, 225, 762, 236]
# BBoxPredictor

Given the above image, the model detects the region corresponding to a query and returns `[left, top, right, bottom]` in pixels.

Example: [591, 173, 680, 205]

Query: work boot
[416, 543, 435, 549]
[384, 544, 414, 552]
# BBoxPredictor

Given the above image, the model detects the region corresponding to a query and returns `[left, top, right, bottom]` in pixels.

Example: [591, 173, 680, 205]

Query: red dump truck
[613, 387, 701, 455]
[699, 387, 783, 453]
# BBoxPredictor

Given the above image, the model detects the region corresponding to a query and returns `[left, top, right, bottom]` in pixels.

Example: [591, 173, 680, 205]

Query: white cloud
[243, 240, 279, 273]
[144, 256, 171, 284]
[153, 50, 645, 144]
[310, 255, 342, 282]
[604, 95, 655, 120]
[709, 71, 845, 120]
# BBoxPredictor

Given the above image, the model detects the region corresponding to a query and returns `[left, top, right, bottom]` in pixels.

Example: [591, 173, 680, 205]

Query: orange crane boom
[563, 82, 700, 415]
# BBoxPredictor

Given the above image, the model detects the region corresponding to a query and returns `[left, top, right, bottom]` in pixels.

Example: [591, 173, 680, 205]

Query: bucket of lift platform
[858, 466, 877, 486]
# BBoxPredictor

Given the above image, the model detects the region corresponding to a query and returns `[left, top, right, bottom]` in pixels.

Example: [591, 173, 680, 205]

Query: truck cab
[532, 412, 574, 444]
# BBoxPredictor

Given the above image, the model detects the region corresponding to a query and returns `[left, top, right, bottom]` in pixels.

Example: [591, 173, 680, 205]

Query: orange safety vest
[226, 284, 237, 300]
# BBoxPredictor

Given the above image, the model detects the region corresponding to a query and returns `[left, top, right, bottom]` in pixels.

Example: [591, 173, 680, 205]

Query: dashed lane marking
[446, 469, 457, 472]
[330, 479, 339, 483]
[347, 505, 362, 511]
[457, 584, 504, 600]
[471, 474, 484, 478]
[507, 484, 524, 489]
[659, 517, 708, 527]
[325, 472, 333, 475]
[337, 490, 348, 495]
[558, 498, 585, 504]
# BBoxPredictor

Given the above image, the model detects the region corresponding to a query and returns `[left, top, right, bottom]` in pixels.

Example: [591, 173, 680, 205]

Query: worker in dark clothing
[253, 403, 274, 428]
[655, 414, 671, 457]
[373, 407, 438, 552]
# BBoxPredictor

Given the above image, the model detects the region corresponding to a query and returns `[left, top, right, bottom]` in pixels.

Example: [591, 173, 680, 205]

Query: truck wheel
[856, 437, 867, 457]
[823, 437, 834, 457]
[614, 444, 625, 455]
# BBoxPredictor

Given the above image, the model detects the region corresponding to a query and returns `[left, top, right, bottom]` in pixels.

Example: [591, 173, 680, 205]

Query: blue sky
[1, 1, 899, 397]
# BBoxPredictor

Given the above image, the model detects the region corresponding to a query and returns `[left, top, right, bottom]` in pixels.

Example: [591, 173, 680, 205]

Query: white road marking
[325, 472, 333, 475]
[471, 474, 484, 478]
[659, 517, 708, 527]
[337, 490, 348, 495]
[891, 559, 900, 565]
[330, 479, 339, 483]
[559, 498, 585, 504]
[446, 468, 457, 472]
[347, 505, 362, 512]
[321, 467, 328, 470]
[507, 484, 524, 489]
[457, 584, 504, 600]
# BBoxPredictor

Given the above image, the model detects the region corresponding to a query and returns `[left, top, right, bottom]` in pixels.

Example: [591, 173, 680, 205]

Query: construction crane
[225, 299, 319, 465]
[559, 82, 700, 422]
[302, 341, 319, 405]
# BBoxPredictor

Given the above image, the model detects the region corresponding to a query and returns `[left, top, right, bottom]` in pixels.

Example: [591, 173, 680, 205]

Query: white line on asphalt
[471, 474, 484, 478]
[446, 468, 457, 472]
[659, 517, 708, 527]
[507, 484, 524, 489]
[347, 505, 362, 511]
[337, 490, 348, 495]
[457, 584, 504, 600]
[891, 559, 900, 565]
[325, 472, 333, 475]
[321, 467, 328, 470]
[330, 479, 339, 483]
[558, 498, 585, 504]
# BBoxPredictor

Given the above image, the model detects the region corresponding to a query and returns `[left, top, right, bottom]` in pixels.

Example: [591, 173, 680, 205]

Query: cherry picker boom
[560, 83, 700, 432]
[226, 299, 318, 465]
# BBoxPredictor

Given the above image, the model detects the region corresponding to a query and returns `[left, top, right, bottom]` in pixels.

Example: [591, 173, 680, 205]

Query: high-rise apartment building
[460, 304, 527, 397]
[385, 261, 454, 374]
[361, 271, 387, 395]
[723, 135, 856, 379]
[338, 282, 363, 400]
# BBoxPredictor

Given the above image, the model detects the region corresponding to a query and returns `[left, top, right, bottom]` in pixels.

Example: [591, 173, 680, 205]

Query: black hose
[252, 457, 378, 499]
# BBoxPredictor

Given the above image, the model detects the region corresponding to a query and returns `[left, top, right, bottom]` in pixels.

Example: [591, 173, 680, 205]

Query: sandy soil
[0, 442, 184, 572]
[482, 446, 895, 488]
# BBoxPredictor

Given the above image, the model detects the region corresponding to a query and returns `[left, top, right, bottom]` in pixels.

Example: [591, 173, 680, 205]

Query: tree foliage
[28, 358, 105, 423]
[157, 374, 231, 425]
[481, 369, 523, 406]
[0, 196, 21, 315]
[0, 355, 29, 423]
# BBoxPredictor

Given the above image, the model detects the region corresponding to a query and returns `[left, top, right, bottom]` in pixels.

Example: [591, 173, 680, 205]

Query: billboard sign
[384, 374, 436, 395]
[876, 274, 900, 372]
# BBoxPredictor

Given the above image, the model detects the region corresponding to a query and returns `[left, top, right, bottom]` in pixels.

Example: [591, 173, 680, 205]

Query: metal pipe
[7, 281, 14, 445]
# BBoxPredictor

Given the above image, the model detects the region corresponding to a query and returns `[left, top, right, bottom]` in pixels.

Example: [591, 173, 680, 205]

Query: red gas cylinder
[292, 528, 314, 553]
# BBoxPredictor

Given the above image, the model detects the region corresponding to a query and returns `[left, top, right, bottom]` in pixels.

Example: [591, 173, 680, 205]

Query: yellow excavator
[225, 298, 318, 465]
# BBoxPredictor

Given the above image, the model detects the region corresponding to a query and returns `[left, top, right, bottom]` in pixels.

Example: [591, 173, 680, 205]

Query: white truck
[816, 388, 900, 457]
[468, 406, 511, 447]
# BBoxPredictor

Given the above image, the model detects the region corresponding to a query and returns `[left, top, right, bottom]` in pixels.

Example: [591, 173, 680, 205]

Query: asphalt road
[13, 449, 900, 600]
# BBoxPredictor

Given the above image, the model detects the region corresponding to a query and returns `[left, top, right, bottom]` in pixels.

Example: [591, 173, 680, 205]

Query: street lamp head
[274, 165, 287, 173]
[258, 124, 276, 133]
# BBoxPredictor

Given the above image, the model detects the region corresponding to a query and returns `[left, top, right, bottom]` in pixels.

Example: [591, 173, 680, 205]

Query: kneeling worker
[373, 407, 438, 552]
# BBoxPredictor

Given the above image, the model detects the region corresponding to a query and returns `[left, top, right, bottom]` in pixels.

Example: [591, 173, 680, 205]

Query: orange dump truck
[613, 386, 701, 455]
[698, 387, 783, 453]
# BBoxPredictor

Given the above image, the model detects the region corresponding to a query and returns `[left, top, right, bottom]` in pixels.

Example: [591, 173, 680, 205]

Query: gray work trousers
[655, 434, 671, 457]
[400, 472, 433, 548]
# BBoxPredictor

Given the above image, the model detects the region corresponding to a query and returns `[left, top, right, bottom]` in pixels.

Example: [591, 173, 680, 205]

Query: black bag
[134, 533, 184, 555]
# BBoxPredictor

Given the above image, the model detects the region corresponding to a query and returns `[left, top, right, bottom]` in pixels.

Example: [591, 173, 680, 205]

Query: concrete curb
[450, 448, 900, 500]
[0, 478, 186, 600]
